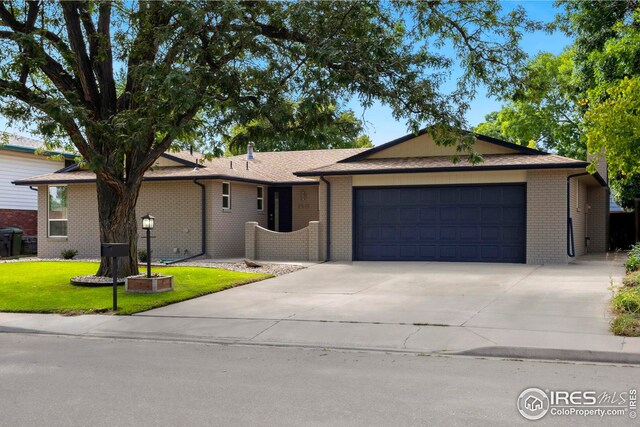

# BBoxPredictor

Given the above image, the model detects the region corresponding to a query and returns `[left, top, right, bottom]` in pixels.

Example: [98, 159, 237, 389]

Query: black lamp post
[142, 213, 155, 278]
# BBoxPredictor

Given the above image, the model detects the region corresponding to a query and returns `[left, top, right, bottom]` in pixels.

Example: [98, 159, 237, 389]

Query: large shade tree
[475, 0, 640, 209]
[0, 1, 537, 276]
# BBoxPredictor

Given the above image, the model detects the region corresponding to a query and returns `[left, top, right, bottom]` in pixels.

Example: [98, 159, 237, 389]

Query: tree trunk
[95, 180, 141, 277]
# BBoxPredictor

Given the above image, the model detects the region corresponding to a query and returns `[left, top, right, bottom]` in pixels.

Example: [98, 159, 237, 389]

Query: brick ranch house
[14, 131, 609, 264]
[0, 134, 74, 236]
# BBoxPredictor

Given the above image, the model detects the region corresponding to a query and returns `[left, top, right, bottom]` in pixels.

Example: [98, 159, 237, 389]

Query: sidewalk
[2, 311, 639, 364]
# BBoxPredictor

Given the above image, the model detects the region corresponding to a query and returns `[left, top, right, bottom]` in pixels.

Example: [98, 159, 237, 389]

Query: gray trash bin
[7, 228, 23, 256]
[22, 236, 37, 255]
[0, 232, 11, 257]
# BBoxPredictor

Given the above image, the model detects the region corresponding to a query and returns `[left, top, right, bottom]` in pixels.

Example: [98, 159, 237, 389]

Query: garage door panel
[440, 206, 458, 221]
[354, 184, 526, 263]
[459, 207, 481, 222]
[503, 187, 525, 203]
[419, 188, 439, 203]
[481, 207, 501, 222]
[481, 245, 500, 260]
[400, 207, 420, 222]
[418, 226, 437, 240]
[459, 226, 479, 240]
[420, 245, 437, 257]
[481, 187, 502, 203]
[503, 206, 523, 222]
[439, 246, 457, 259]
[440, 226, 457, 240]
[419, 207, 437, 221]
[398, 226, 418, 241]
[400, 245, 418, 258]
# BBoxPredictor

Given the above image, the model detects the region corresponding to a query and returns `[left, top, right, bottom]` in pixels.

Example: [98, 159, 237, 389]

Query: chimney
[247, 142, 255, 161]
[588, 148, 607, 184]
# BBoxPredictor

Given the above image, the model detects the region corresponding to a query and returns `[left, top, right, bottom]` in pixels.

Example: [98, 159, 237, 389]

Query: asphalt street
[0, 333, 637, 427]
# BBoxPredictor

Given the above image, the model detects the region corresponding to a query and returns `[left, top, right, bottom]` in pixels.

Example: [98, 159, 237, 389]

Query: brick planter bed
[125, 275, 174, 293]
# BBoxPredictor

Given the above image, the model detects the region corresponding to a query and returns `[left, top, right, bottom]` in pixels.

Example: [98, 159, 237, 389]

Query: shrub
[138, 250, 149, 263]
[625, 256, 640, 273]
[623, 272, 640, 288]
[611, 313, 640, 337]
[611, 287, 640, 314]
[630, 242, 640, 259]
[60, 249, 78, 260]
[626, 243, 640, 272]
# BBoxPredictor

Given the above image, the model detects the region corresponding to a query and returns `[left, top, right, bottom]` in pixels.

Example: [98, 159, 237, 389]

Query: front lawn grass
[0, 261, 271, 315]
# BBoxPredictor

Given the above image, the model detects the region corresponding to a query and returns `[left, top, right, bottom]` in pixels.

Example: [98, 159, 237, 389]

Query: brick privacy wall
[587, 186, 609, 252]
[526, 170, 570, 264]
[246, 221, 320, 261]
[39, 181, 205, 259]
[209, 180, 267, 258]
[0, 208, 37, 235]
[569, 179, 588, 257]
[318, 176, 352, 261]
[292, 186, 319, 231]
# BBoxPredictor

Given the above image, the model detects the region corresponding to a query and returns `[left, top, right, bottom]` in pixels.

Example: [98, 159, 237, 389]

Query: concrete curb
[3, 327, 640, 365]
[453, 346, 640, 365]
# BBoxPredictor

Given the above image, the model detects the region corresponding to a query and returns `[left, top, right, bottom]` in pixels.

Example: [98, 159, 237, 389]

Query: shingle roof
[13, 148, 368, 185]
[1, 133, 75, 157]
[294, 154, 590, 176]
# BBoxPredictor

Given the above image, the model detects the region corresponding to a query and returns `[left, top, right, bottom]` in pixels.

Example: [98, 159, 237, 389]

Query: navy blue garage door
[354, 184, 526, 263]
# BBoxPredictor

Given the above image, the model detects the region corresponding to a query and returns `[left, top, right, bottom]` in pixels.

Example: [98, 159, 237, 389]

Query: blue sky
[1, 1, 571, 146]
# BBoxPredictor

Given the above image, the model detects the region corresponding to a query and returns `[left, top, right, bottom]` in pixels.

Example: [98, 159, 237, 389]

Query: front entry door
[268, 187, 293, 232]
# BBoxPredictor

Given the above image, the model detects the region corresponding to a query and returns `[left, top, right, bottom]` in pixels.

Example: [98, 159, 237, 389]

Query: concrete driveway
[142, 253, 624, 337]
[3, 252, 637, 359]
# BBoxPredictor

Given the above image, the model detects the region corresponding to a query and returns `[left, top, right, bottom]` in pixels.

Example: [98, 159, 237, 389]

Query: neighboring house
[0, 134, 74, 236]
[13, 130, 609, 264]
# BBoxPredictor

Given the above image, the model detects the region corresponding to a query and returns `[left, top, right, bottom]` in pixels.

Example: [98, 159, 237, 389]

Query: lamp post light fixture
[142, 213, 155, 278]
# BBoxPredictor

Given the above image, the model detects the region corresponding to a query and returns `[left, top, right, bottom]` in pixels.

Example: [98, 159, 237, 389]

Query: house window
[222, 182, 231, 209]
[257, 186, 264, 211]
[48, 185, 68, 237]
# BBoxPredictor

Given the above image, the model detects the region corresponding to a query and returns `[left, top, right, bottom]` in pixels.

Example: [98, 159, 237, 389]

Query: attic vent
[230, 160, 233, 169]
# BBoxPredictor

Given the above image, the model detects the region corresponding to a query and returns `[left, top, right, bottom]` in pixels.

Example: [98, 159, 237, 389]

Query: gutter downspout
[164, 179, 206, 264]
[567, 172, 589, 257]
[320, 176, 331, 261]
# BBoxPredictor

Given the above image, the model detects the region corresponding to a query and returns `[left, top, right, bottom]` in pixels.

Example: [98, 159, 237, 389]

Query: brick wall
[38, 183, 99, 258]
[0, 208, 37, 235]
[292, 186, 319, 231]
[136, 181, 203, 259]
[246, 221, 320, 261]
[209, 181, 267, 258]
[39, 181, 212, 259]
[526, 170, 569, 264]
[587, 186, 609, 252]
[318, 176, 352, 261]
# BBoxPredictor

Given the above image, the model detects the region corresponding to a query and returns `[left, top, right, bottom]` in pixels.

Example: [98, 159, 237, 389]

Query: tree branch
[61, 1, 101, 115]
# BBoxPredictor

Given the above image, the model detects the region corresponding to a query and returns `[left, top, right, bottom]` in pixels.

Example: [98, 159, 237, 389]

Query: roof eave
[336, 128, 548, 163]
[14, 174, 319, 186]
[1, 144, 77, 159]
[294, 162, 591, 177]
